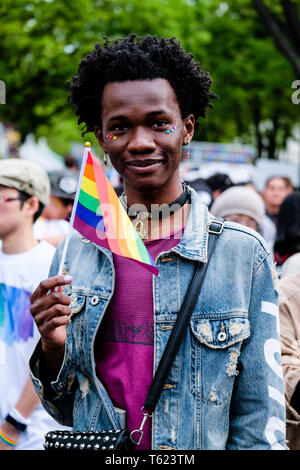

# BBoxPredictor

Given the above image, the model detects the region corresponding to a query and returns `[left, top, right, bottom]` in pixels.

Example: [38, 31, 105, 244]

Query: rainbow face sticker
[106, 126, 176, 140]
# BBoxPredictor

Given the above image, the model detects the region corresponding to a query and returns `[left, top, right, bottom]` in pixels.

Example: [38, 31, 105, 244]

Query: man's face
[225, 213, 258, 231]
[263, 177, 292, 210]
[0, 185, 24, 238]
[42, 195, 72, 220]
[97, 79, 194, 201]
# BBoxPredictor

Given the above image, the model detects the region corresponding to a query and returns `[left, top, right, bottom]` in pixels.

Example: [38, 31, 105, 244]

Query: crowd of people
[190, 172, 296, 265]
[0, 34, 299, 451]
[189, 171, 300, 450]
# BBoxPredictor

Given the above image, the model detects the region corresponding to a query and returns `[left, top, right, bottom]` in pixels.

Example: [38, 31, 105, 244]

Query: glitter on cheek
[165, 126, 176, 134]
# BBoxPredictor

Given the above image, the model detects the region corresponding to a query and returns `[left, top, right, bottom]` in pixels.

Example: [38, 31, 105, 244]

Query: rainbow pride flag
[72, 149, 158, 275]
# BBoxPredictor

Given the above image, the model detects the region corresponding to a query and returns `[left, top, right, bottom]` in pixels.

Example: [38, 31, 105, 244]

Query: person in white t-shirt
[0, 158, 69, 450]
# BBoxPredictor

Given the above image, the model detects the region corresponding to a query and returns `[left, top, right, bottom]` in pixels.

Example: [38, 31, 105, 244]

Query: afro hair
[67, 34, 217, 135]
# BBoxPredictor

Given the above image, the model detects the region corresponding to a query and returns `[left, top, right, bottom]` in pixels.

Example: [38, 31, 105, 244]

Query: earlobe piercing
[182, 142, 190, 159]
[104, 152, 108, 167]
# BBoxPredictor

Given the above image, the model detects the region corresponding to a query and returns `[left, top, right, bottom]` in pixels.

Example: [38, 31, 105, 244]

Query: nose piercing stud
[165, 126, 176, 134]
[106, 134, 117, 140]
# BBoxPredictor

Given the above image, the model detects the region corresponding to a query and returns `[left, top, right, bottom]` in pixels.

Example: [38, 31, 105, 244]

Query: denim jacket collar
[88, 187, 210, 264]
[171, 188, 210, 262]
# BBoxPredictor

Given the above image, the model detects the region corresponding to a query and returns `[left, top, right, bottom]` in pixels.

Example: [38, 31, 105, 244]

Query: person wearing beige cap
[0, 158, 69, 450]
[210, 185, 265, 233]
[0, 158, 50, 207]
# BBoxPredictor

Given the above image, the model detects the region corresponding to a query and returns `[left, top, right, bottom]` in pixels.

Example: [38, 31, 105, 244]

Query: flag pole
[57, 141, 91, 276]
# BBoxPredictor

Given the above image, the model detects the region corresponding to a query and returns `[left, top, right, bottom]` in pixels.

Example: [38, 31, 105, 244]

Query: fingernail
[64, 275, 72, 282]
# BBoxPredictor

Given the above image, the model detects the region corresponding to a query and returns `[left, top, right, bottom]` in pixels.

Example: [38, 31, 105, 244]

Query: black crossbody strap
[143, 219, 223, 413]
[130, 219, 224, 445]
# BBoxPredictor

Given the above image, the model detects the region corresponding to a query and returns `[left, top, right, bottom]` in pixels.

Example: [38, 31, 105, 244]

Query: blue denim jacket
[30, 189, 287, 450]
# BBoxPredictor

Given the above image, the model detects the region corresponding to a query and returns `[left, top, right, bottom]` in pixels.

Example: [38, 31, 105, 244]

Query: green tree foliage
[0, 0, 298, 158]
[252, 0, 300, 77]
[197, 0, 299, 158]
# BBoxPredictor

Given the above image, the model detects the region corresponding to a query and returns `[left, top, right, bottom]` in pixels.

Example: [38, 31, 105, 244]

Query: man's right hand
[30, 275, 73, 354]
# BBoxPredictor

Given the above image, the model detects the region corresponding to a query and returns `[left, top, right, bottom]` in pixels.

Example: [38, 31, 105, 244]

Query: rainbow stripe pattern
[73, 151, 158, 275]
[0, 430, 18, 447]
[0, 283, 34, 345]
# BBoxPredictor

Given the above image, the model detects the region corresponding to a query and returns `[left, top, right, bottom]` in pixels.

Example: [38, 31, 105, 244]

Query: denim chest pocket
[190, 316, 250, 404]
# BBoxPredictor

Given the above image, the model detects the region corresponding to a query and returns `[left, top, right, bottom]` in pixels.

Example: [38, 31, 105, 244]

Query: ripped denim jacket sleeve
[226, 254, 286, 450]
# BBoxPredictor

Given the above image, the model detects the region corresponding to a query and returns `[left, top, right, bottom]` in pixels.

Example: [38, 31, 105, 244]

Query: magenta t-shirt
[94, 228, 183, 450]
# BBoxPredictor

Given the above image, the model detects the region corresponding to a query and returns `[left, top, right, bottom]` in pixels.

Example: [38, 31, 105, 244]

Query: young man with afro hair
[29, 34, 286, 450]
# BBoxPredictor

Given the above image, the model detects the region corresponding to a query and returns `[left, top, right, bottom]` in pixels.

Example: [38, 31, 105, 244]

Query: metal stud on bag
[44, 428, 135, 451]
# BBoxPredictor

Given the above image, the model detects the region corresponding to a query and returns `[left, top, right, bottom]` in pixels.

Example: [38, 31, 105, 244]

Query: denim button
[79, 236, 90, 244]
[91, 296, 99, 306]
[217, 331, 227, 342]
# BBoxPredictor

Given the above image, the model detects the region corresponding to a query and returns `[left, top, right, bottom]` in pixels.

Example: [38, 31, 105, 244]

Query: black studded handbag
[44, 428, 134, 451]
[44, 220, 223, 451]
